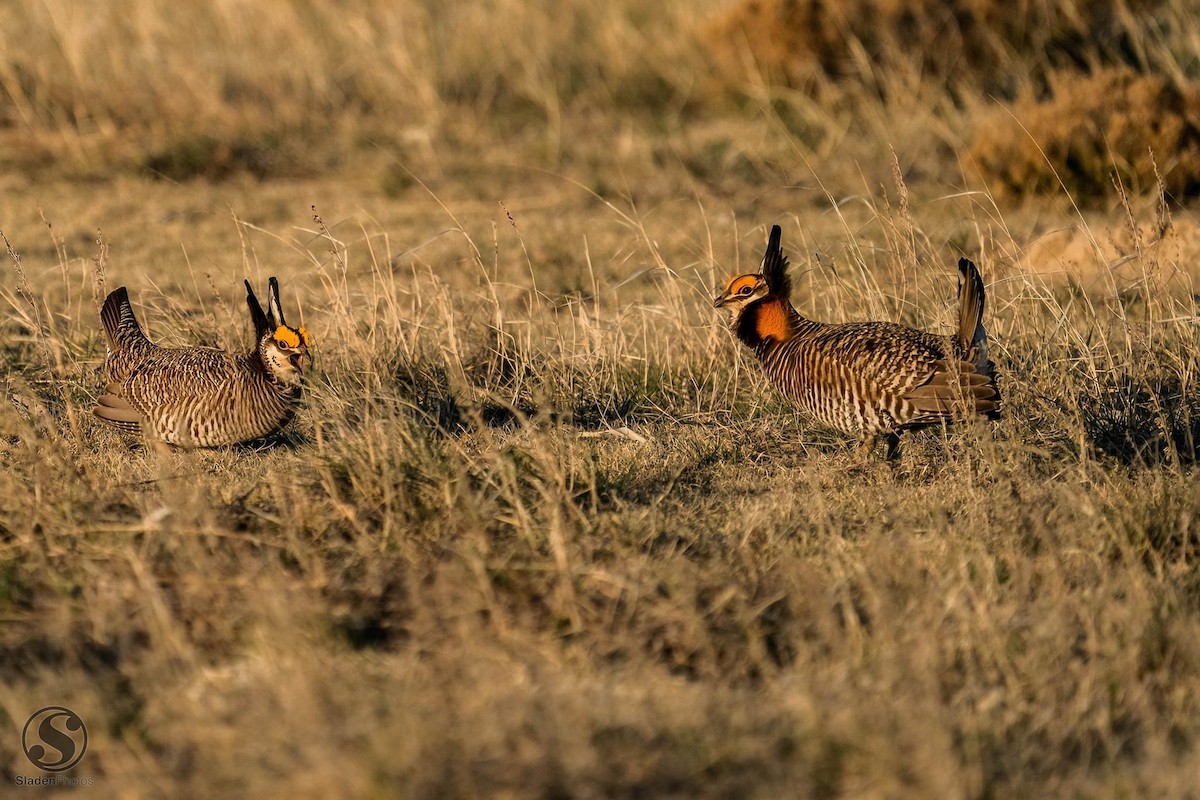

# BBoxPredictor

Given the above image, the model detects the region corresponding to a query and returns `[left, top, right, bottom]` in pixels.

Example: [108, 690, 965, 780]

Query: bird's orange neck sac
[755, 297, 793, 341]
[737, 295, 794, 347]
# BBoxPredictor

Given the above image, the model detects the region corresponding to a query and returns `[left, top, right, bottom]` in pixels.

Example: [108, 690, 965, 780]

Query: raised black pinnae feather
[267, 276, 285, 327]
[761, 225, 790, 299]
[245, 280, 271, 339]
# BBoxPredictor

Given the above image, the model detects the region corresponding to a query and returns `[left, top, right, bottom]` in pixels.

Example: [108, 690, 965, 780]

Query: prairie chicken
[714, 225, 999, 456]
[94, 278, 311, 447]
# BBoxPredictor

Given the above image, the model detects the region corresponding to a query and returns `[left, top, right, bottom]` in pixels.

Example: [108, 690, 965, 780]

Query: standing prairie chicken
[714, 225, 999, 456]
[94, 278, 311, 447]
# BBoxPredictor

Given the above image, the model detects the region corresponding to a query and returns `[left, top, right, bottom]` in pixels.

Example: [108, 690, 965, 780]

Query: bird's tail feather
[954, 258, 999, 416]
[956, 258, 987, 356]
[100, 287, 150, 352]
[93, 386, 143, 432]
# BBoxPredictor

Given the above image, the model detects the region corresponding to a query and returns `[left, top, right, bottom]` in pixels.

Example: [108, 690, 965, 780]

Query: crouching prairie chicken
[714, 225, 999, 457]
[94, 278, 311, 447]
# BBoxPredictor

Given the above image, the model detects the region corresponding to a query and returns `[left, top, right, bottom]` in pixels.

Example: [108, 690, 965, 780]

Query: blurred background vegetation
[1, 0, 1196, 203]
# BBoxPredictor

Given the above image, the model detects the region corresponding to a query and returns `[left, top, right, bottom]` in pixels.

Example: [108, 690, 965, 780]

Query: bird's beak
[713, 294, 730, 309]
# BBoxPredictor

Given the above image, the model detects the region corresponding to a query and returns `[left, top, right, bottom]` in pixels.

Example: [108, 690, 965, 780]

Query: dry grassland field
[3, 1, 1200, 797]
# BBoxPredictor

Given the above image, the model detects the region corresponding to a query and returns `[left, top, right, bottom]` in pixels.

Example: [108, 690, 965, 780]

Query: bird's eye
[739, 285, 753, 295]
[275, 339, 288, 350]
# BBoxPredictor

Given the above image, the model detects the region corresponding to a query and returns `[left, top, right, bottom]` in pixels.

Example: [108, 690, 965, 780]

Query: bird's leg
[884, 432, 901, 461]
[854, 434, 877, 465]
[851, 432, 901, 467]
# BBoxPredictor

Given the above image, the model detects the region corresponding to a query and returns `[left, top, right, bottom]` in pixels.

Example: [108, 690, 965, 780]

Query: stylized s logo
[22, 706, 88, 772]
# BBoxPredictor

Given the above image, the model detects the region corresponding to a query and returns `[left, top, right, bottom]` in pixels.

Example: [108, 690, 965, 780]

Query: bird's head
[246, 277, 311, 386]
[713, 272, 770, 323]
[714, 226, 795, 346]
[260, 324, 311, 386]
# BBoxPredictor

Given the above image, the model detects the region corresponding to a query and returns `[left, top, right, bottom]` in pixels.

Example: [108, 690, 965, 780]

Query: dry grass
[2, 2, 1200, 798]
[0, 0, 714, 177]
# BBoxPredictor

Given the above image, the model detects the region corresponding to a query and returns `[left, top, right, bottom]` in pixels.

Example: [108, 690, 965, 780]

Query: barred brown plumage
[715, 225, 999, 457]
[93, 278, 311, 447]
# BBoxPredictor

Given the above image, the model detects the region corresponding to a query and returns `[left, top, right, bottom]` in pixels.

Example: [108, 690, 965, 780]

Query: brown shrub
[703, 0, 1167, 95]
[970, 68, 1200, 201]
